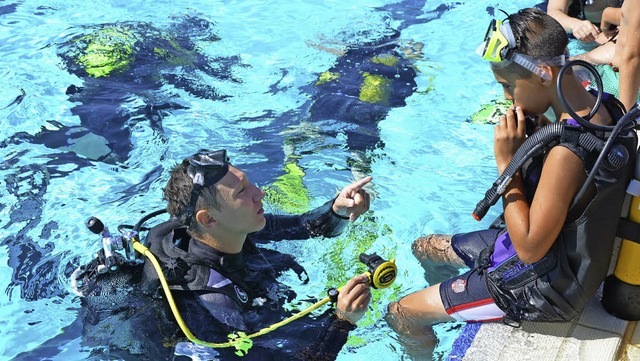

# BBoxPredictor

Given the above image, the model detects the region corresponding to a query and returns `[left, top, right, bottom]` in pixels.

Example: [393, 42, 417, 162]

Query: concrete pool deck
[447, 292, 639, 360]
[447, 234, 640, 361]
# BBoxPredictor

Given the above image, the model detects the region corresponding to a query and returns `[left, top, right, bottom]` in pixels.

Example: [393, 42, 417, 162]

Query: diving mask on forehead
[186, 149, 229, 187]
[477, 19, 568, 81]
[183, 149, 230, 224]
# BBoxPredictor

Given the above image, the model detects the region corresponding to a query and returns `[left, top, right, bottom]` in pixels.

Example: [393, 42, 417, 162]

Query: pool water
[0, 0, 539, 360]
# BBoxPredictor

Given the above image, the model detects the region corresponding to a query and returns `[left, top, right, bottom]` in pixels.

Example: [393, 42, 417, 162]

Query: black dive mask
[183, 149, 229, 224]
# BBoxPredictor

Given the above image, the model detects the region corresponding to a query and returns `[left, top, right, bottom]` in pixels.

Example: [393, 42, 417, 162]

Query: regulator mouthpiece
[359, 253, 397, 289]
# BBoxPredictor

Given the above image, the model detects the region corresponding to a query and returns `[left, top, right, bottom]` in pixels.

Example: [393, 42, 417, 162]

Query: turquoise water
[0, 1, 538, 360]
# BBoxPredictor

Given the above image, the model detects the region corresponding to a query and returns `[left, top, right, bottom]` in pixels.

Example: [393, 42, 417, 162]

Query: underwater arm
[296, 274, 371, 360]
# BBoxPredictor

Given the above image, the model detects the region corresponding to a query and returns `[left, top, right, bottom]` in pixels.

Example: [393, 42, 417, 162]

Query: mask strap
[511, 50, 571, 81]
[500, 21, 517, 49]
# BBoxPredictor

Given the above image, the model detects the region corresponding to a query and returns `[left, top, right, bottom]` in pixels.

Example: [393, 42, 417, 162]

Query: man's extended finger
[342, 176, 373, 194]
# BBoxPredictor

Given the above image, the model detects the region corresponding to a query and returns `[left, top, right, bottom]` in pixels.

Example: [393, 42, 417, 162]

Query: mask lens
[189, 149, 227, 169]
[481, 19, 497, 58]
[186, 149, 229, 187]
[481, 19, 510, 62]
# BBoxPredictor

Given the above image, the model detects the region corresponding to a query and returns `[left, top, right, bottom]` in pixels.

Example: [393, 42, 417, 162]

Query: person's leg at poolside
[386, 283, 453, 358]
[412, 229, 501, 285]
[386, 266, 505, 358]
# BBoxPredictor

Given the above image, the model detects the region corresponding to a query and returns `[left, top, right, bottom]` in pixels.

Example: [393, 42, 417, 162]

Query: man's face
[210, 165, 266, 236]
[491, 64, 550, 116]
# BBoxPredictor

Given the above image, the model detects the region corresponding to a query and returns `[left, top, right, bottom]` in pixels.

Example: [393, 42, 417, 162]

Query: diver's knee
[385, 300, 406, 333]
[412, 233, 466, 268]
[385, 298, 437, 341]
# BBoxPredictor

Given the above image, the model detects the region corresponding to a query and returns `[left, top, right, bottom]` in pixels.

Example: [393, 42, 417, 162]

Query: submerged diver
[240, 1, 457, 181]
[72, 149, 374, 360]
[386, 8, 636, 357]
[4, 15, 244, 165]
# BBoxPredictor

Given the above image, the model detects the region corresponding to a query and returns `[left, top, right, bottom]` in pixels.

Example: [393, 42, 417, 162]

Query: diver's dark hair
[163, 159, 221, 236]
[508, 8, 568, 59]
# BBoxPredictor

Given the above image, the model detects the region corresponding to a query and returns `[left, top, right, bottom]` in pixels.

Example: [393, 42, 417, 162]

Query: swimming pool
[0, 0, 540, 359]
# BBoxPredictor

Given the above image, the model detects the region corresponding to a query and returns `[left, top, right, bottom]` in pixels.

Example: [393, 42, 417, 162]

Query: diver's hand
[336, 274, 372, 325]
[333, 176, 372, 221]
[494, 106, 527, 174]
[600, 7, 621, 39]
[572, 19, 600, 42]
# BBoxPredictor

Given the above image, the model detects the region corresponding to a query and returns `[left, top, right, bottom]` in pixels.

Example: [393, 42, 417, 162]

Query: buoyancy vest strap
[473, 123, 605, 221]
[617, 218, 640, 244]
[615, 155, 640, 244]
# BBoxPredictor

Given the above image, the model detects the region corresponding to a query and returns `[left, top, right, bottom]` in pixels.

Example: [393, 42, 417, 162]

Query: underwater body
[0, 1, 545, 360]
[1, 15, 246, 307]
[0, 0, 449, 306]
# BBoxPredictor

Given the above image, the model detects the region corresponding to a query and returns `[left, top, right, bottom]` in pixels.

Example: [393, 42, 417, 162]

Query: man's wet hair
[163, 159, 221, 237]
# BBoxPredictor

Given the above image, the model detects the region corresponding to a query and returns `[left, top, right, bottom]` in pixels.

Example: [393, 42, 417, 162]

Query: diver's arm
[296, 274, 371, 360]
[548, 0, 600, 41]
[618, 0, 640, 111]
[501, 146, 584, 264]
[253, 177, 371, 242]
[296, 316, 357, 360]
[494, 107, 584, 264]
[253, 199, 350, 242]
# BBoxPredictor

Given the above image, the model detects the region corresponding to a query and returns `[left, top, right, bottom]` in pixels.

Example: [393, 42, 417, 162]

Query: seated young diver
[73, 149, 374, 360]
[385, 8, 638, 354]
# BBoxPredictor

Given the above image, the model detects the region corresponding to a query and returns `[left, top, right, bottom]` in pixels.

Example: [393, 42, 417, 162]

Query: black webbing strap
[617, 218, 640, 244]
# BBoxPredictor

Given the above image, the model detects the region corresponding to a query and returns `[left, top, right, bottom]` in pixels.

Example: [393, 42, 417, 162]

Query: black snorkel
[473, 60, 639, 221]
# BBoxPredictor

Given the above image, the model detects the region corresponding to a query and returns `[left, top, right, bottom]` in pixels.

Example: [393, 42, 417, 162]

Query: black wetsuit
[134, 199, 355, 360]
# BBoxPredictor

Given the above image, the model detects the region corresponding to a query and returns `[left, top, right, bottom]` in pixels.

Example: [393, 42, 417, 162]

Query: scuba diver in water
[0, 15, 245, 304]
[385, 8, 637, 356]
[241, 1, 459, 181]
[3, 15, 243, 165]
[72, 149, 375, 360]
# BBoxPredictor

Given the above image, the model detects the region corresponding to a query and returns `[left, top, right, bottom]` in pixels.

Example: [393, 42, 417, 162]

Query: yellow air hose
[131, 236, 396, 356]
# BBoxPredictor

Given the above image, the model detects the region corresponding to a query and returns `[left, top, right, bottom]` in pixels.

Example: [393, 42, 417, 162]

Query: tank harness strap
[617, 219, 640, 244]
[616, 178, 640, 244]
